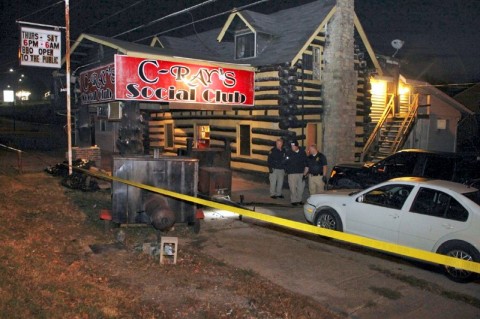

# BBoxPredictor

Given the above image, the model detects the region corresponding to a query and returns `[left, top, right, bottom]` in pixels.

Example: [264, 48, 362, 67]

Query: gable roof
[217, 10, 277, 42]
[68, 0, 381, 74]
[67, 33, 253, 71]
[407, 79, 473, 115]
[161, 0, 338, 66]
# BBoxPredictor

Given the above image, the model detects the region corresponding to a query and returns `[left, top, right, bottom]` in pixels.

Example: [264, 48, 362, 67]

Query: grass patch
[237, 268, 257, 278]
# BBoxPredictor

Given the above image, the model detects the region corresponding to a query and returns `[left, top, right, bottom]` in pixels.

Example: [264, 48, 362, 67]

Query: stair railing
[391, 93, 419, 153]
[361, 94, 395, 161]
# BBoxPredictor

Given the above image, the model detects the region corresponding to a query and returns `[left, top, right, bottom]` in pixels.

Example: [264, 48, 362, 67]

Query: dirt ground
[0, 166, 339, 318]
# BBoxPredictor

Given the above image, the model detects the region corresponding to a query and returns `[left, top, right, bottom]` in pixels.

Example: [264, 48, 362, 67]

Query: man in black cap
[267, 138, 286, 199]
[304, 144, 328, 194]
[284, 140, 307, 205]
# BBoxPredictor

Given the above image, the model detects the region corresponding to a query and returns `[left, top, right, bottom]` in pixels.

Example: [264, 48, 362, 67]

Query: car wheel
[437, 241, 480, 283]
[315, 209, 343, 231]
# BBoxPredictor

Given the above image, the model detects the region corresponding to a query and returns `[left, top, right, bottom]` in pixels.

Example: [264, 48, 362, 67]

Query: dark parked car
[329, 149, 480, 189]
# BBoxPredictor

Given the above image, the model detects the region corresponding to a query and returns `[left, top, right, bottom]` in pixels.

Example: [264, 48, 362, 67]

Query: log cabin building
[65, 0, 387, 174]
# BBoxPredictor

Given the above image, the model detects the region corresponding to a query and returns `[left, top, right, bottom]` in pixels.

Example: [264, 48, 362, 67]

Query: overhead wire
[186, 11, 218, 56]
[16, 0, 64, 22]
[134, 0, 270, 43]
[78, 0, 146, 34]
[112, 0, 218, 38]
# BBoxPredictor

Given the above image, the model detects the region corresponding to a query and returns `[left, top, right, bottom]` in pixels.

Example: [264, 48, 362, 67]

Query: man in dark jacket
[267, 138, 286, 199]
[285, 140, 307, 205]
[305, 144, 328, 194]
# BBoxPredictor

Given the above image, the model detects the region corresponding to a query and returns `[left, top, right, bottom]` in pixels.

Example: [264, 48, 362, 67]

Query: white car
[303, 177, 480, 282]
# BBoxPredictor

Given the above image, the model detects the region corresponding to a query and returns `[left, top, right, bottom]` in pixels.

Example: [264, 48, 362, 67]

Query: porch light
[370, 78, 387, 96]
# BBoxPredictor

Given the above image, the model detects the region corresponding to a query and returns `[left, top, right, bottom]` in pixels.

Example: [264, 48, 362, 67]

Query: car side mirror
[357, 195, 364, 203]
[374, 164, 386, 173]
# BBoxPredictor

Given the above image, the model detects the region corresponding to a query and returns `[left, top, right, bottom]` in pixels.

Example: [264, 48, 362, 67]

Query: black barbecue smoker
[111, 155, 200, 231]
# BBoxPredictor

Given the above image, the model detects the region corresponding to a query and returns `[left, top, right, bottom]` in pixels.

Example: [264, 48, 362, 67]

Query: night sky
[1, 0, 479, 99]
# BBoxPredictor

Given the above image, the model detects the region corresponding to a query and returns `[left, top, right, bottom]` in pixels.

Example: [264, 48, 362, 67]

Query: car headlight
[330, 170, 337, 178]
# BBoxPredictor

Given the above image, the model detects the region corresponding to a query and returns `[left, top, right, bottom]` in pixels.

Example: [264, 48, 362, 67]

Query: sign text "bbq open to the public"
[115, 55, 254, 106]
[19, 27, 61, 69]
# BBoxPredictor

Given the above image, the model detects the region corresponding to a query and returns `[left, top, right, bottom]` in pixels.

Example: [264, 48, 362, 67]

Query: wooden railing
[392, 93, 419, 153]
[361, 94, 395, 161]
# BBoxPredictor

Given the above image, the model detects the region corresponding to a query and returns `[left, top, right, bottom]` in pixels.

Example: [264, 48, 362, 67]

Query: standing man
[285, 140, 307, 206]
[305, 144, 328, 194]
[267, 138, 286, 199]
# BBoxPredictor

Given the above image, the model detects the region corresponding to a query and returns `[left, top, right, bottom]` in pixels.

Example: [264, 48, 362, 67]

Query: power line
[113, 0, 218, 38]
[134, 0, 270, 43]
[413, 82, 479, 88]
[79, 0, 146, 34]
[16, 0, 64, 22]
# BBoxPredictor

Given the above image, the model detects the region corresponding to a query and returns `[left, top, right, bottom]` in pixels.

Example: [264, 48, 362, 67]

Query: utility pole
[65, 0, 72, 175]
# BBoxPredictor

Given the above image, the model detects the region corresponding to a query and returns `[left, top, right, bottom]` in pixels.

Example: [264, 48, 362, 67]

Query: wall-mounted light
[370, 78, 387, 96]
[399, 85, 410, 95]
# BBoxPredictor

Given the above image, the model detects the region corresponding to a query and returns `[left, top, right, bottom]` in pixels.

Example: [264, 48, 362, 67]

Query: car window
[358, 184, 414, 210]
[410, 187, 469, 222]
[378, 153, 418, 177]
[423, 156, 455, 180]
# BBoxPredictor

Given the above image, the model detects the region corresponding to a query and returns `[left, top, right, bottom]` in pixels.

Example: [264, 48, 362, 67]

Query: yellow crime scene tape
[77, 167, 480, 274]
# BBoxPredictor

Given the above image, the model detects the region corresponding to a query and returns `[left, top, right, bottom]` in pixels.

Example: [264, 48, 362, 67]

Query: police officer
[267, 138, 286, 199]
[285, 140, 307, 206]
[304, 144, 328, 194]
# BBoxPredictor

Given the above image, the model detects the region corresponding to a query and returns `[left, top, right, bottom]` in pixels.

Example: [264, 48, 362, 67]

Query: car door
[398, 187, 471, 251]
[347, 184, 414, 244]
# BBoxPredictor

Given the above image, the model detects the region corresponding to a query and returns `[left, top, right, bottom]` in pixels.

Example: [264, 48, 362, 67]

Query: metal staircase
[361, 93, 419, 162]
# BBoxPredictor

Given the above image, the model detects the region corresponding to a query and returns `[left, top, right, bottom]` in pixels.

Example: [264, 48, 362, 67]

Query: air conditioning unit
[108, 102, 122, 121]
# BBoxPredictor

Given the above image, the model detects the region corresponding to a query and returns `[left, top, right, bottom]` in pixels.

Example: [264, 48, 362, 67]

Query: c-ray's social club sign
[19, 27, 61, 68]
[114, 55, 255, 106]
[79, 63, 115, 105]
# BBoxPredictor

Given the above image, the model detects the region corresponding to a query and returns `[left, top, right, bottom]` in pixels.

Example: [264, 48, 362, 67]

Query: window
[375, 153, 418, 177]
[410, 188, 469, 222]
[239, 124, 251, 156]
[99, 119, 107, 132]
[358, 184, 414, 210]
[312, 47, 321, 80]
[235, 32, 255, 59]
[164, 123, 174, 148]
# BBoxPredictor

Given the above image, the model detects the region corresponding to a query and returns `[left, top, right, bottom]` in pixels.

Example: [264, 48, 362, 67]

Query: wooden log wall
[146, 30, 333, 174]
[353, 31, 373, 162]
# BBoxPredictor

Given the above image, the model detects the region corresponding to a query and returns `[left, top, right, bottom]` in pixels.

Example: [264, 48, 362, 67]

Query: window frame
[312, 46, 321, 80]
[357, 184, 414, 210]
[234, 31, 256, 60]
[409, 187, 469, 222]
[237, 123, 251, 156]
[164, 122, 175, 149]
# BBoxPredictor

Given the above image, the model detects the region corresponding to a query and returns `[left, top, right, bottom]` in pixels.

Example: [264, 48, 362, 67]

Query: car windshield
[462, 190, 480, 206]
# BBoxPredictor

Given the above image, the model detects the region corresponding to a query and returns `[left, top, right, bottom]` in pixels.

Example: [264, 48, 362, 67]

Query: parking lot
[1, 149, 479, 318]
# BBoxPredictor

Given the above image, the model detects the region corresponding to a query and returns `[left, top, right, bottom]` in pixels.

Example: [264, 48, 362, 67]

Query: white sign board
[3, 90, 14, 103]
[20, 27, 61, 68]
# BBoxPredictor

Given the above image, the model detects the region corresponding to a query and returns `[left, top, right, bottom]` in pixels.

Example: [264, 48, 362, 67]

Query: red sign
[114, 55, 255, 106]
[80, 63, 115, 105]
